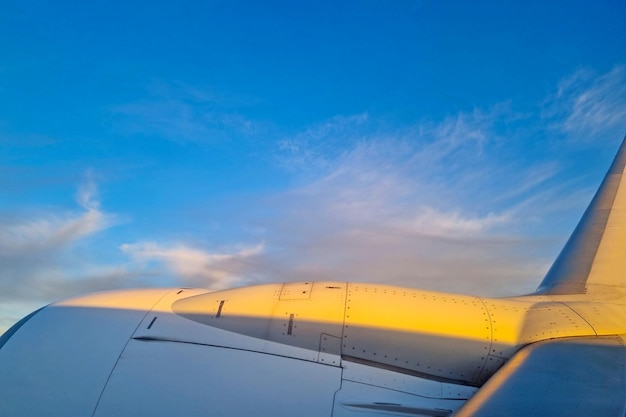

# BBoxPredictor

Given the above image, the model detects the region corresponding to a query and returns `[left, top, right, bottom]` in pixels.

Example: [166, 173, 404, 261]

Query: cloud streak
[0, 172, 113, 256]
[545, 65, 626, 140]
[246, 108, 556, 297]
[120, 242, 265, 289]
[0, 210, 108, 254]
[112, 82, 262, 143]
[75, 169, 100, 211]
[0, 173, 117, 306]
[254, 74, 624, 296]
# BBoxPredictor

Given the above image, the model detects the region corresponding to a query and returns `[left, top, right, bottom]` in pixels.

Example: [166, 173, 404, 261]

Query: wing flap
[452, 336, 626, 417]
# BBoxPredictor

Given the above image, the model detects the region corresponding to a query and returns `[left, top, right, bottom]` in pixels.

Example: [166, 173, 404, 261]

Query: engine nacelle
[3, 282, 529, 416]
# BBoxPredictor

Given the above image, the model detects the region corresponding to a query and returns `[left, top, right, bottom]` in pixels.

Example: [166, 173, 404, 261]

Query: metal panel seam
[89, 289, 179, 417]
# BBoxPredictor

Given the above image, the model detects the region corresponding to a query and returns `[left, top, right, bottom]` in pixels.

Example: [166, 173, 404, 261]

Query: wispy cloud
[112, 82, 262, 143]
[0, 211, 108, 254]
[0, 168, 267, 332]
[0, 174, 113, 255]
[276, 113, 370, 173]
[398, 207, 511, 237]
[250, 108, 557, 296]
[120, 242, 264, 289]
[544, 65, 626, 140]
[257, 82, 624, 296]
[413, 107, 496, 162]
[0, 172, 118, 305]
[75, 169, 100, 210]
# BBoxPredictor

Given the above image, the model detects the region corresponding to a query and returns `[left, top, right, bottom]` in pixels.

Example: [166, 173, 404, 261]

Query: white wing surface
[453, 335, 626, 417]
[538, 136, 626, 294]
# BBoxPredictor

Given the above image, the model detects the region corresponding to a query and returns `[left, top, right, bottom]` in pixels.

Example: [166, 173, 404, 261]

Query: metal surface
[453, 336, 626, 417]
[0, 288, 173, 416]
[93, 339, 342, 417]
[538, 136, 626, 295]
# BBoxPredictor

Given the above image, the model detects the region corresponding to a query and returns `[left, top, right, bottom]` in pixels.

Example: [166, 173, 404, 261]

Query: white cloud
[399, 207, 511, 237]
[274, 107, 510, 227]
[416, 108, 493, 160]
[0, 210, 108, 254]
[259, 90, 620, 297]
[0, 174, 113, 255]
[120, 242, 265, 289]
[75, 169, 100, 211]
[0, 172, 120, 308]
[251, 109, 560, 297]
[276, 113, 370, 173]
[545, 65, 626, 139]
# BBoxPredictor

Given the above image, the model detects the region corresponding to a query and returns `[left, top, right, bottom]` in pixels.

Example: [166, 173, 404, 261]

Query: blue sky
[1, 0, 626, 332]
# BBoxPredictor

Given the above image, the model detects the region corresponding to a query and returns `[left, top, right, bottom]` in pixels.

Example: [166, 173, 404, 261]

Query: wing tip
[536, 135, 626, 296]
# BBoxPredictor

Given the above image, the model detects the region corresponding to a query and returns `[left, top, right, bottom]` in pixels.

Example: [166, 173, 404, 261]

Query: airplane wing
[537, 136, 626, 295]
[453, 335, 626, 417]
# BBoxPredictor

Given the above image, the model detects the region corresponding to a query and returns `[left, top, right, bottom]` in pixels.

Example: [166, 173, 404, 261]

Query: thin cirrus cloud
[253, 67, 626, 294]
[544, 65, 626, 139]
[119, 242, 265, 290]
[113, 101, 259, 142]
[254, 112, 543, 296]
[399, 208, 511, 237]
[0, 174, 113, 257]
[111, 82, 262, 142]
[0, 174, 122, 329]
